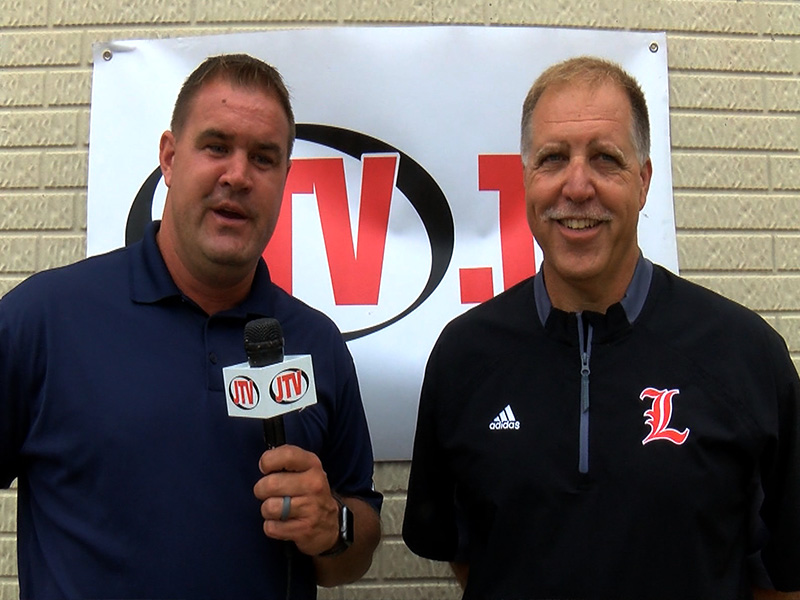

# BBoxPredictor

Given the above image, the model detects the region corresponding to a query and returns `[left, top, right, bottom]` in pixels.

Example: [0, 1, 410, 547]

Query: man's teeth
[561, 218, 598, 230]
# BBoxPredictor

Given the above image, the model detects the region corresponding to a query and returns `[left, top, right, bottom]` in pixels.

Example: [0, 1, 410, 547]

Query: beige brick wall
[1, 1, 798, 598]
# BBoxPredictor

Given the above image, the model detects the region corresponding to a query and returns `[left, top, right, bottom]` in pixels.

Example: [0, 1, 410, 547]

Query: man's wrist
[318, 493, 353, 557]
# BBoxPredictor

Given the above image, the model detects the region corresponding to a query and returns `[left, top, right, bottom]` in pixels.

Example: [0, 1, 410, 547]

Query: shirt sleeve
[0, 305, 16, 487]
[0, 288, 37, 489]
[318, 335, 382, 514]
[402, 338, 460, 561]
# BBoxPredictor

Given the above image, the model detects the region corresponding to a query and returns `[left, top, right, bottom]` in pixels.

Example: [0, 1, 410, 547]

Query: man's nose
[562, 158, 594, 202]
[220, 151, 253, 190]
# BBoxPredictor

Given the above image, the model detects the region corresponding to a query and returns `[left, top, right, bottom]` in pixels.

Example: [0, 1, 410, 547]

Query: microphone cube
[223, 355, 317, 419]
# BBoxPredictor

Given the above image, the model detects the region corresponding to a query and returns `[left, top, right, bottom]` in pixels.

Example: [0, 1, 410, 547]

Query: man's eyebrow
[195, 129, 285, 157]
[254, 141, 283, 152]
[588, 139, 626, 158]
[196, 128, 231, 140]
[253, 141, 286, 163]
[533, 142, 566, 160]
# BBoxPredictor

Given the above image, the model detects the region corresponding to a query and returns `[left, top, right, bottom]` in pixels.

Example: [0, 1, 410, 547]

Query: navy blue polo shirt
[0, 222, 381, 600]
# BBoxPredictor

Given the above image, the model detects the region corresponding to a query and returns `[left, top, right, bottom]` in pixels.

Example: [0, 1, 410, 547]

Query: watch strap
[318, 493, 353, 557]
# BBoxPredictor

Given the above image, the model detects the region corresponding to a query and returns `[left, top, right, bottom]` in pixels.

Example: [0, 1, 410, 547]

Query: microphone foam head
[245, 318, 283, 345]
[244, 318, 284, 367]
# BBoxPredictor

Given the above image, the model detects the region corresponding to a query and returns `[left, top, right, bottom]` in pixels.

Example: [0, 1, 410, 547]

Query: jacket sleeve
[759, 333, 800, 592]
[402, 339, 460, 561]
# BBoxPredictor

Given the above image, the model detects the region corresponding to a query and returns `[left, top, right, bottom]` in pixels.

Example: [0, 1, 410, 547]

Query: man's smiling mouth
[559, 218, 601, 230]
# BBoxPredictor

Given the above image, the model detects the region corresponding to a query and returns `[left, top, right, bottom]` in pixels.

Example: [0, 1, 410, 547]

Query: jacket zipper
[577, 313, 593, 474]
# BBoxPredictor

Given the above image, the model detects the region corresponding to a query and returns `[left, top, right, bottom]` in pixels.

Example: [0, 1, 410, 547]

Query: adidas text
[489, 421, 520, 430]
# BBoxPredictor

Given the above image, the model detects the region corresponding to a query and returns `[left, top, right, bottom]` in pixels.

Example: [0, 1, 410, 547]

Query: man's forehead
[532, 82, 632, 132]
[189, 77, 287, 117]
[188, 80, 290, 128]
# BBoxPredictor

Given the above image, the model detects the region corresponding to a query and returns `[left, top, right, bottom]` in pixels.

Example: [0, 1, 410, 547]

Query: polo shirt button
[209, 352, 218, 364]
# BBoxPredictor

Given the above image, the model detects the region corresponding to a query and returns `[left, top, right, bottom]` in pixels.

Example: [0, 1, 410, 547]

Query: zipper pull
[577, 314, 593, 413]
[580, 351, 590, 413]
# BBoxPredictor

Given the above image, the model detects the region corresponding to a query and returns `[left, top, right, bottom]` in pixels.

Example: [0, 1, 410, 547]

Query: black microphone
[225, 318, 316, 447]
[244, 318, 287, 449]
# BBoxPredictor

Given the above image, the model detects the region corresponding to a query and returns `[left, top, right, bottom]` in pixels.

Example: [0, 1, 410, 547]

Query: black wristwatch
[318, 493, 353, 557]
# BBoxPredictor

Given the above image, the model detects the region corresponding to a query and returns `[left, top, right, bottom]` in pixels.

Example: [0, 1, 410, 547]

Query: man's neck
[156, 231, 255, 316]
[173, 273, 253, 316]
[543, 258, 638, 315]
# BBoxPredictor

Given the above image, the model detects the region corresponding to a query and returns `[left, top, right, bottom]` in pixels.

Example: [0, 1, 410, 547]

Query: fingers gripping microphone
[244, 318, 287, 449]
[223, 318, 318, 448]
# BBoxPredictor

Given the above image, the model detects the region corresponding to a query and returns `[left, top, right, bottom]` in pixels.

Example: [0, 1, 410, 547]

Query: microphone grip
[263, 416, 286, 449]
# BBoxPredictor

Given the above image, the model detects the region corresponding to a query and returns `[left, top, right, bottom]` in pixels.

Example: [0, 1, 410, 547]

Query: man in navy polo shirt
[403, 57, 800, 599]
[0, 54, 381, 599]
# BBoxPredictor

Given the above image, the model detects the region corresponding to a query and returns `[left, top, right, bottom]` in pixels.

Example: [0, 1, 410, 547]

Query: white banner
[87, 26, 676, 459]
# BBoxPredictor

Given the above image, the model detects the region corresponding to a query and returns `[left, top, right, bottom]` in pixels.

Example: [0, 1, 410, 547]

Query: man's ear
[159, 131, 176, 188]
[638, 158, 653, 211]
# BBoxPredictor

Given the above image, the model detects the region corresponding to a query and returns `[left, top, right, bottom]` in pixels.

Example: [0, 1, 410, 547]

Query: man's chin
[203, 246, 261, 270]
[544, 254, 608, 285]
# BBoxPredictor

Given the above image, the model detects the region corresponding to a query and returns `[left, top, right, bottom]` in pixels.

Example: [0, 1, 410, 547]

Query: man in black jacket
[403, 56, 800, 600]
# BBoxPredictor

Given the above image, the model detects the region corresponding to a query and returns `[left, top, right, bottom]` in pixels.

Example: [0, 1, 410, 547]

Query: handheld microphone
[245, 318, 287, 449]
[223, 318, 317, 449]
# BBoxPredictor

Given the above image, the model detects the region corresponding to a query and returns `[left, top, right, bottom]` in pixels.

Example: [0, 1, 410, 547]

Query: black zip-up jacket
[404, 258, 800, 600]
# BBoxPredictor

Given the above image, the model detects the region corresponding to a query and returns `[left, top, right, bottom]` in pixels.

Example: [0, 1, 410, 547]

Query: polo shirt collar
[231, 260, 275, 319]
[533, 252, 653, 326]
[129, 221, 275, 319]
[129, 221, 182, 304]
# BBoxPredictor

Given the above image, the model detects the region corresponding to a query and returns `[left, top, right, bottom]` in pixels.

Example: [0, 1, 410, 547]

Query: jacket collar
[534, 253, 653, 327]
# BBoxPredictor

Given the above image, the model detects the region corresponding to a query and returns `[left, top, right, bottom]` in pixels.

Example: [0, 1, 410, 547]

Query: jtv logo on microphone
[224, 357, 317, 419]
[269, 368, 311, 403]
[229, 376, 259, 409]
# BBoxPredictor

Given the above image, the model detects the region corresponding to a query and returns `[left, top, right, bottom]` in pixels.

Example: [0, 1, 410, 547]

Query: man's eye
[253, 154, 276, 167]
[207, 144, 227, 154]
[539, 153, 564, 165]
[596, 152, 621, 164]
